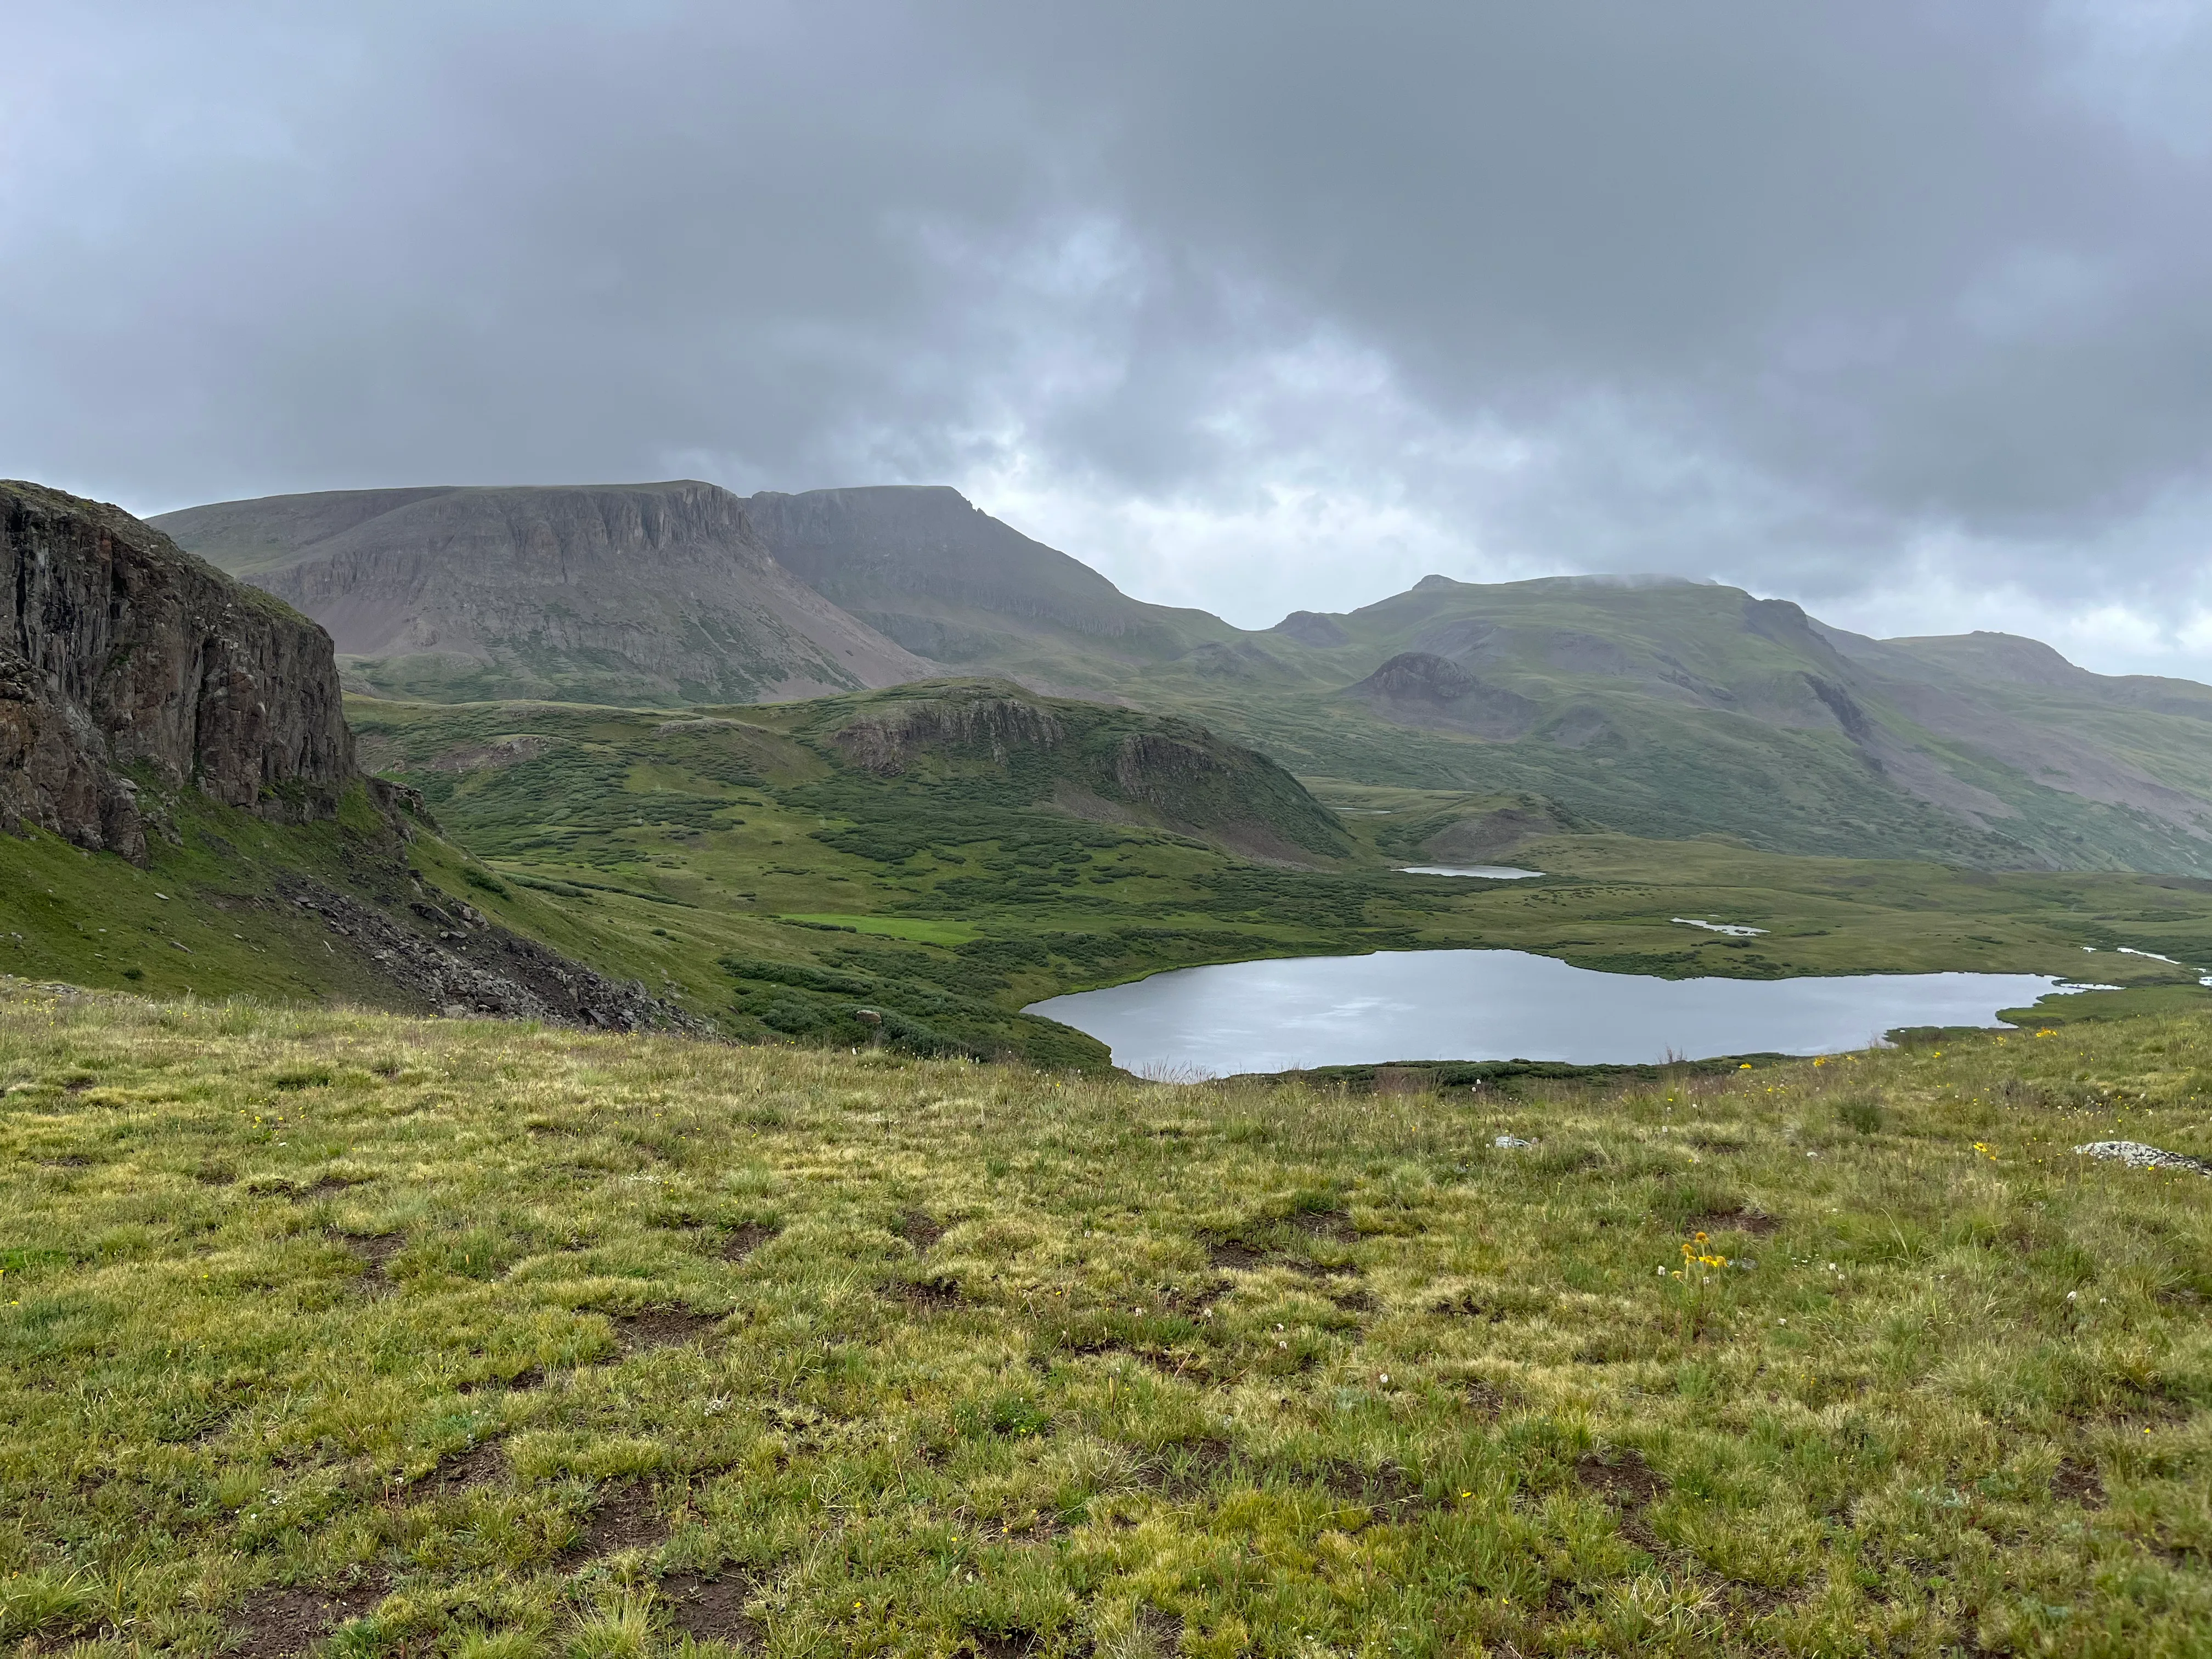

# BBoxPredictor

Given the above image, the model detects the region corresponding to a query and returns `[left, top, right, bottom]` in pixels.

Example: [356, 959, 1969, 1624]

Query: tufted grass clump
[2, 986, 2208, 1656]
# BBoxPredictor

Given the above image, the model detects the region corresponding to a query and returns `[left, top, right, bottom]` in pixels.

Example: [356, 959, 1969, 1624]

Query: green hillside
[334, 687, 2212, 1069]
[3, 985, 2208, 1656]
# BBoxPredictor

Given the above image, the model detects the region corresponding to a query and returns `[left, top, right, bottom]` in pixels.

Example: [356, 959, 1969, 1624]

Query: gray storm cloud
[5, 1, 2211, 665]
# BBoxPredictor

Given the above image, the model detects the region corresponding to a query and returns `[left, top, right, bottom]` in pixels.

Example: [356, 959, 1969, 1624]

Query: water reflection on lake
[1026, 949, 2078, 1076]
[1394, 865, 1544, 878]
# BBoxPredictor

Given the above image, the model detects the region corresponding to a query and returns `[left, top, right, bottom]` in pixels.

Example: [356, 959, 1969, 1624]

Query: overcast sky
[7, 3, 2212, 670]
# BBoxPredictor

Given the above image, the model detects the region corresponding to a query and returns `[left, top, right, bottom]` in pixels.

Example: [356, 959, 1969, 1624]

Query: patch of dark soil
[1203, 1233, 1357, 1277]
[39, 1153, 94, 1168]
[981, 1511, 1067, 1543]
[230, 1577, 386, 1658]
[618, 1307, 720, 1353]
[62, 1076, 96, 1093]
[1314, 1458, 1428, 1520]
[1685, 1207, 1780, 1237]
[889, 1274, 964, 1309]
[195, 1165, 237, 1186]
[722, 1221, 780, 1261]
[658, 1571, 761, 1649]
[428, 1438, 506, 1492]
[962, 1629, 1041, 1658]
[1575, 1447, 1668, 1508]
[1132, 1607, 1183, 1652]
[570, 1483, 668, 1558]
[1328, 1287, 1378, 1314]
[458, 1363, 545, 1395]
[1617, 1508, 1671, 1559]
[1287, 1207, 1357, 1242]
[299, 1175, 368, 1200]
[2052, 1456, 2107, 1508]
[1464, 1378, 1509, 1420]
[1136, 1435, 1238, 1496]
[1206, 1238, 1272, 1271]
[335, 1232, 403, 1293]
[898, 1208, 946, 1251]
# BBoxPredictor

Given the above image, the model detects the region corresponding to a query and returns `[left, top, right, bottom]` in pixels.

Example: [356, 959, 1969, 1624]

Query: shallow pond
[1025, 949, 2079, 1076]
[1394, 865, 1544, 879]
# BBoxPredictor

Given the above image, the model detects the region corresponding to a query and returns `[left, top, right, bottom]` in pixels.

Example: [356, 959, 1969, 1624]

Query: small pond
[1394, 865, 1544, 879]
[1025, 949, 2081, 1077]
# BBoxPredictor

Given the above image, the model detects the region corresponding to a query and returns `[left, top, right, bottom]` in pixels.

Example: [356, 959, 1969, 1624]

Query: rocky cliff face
[2, 481, 354, 860]
[156, 481, 933, 707]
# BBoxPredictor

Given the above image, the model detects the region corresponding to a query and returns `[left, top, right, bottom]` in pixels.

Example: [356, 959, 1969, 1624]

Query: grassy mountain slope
[742, 487, 1240, 692]
[0, 775, 708, 1034]
[3, 987, 2208, 1655]
[153, 483, 930, 707]
[1098, 577, 2212, 878]
[730, 493, 2212, 876]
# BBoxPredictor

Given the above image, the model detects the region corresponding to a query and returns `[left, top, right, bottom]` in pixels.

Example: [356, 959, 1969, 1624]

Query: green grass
[2, 988, 2209, 1655]
[779, 917, 985, 945]
[338, 691, 2212, 1064]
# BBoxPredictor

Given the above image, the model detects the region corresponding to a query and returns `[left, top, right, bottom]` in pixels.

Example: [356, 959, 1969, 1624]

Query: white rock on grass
[2074, 1140, 2212, 1177]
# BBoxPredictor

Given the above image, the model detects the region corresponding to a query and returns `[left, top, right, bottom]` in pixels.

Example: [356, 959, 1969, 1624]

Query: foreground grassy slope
[2, 989, 2209, 1656]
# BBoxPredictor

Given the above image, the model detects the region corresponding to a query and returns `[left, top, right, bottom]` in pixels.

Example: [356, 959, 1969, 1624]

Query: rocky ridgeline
[2, 480, 353, 859]
[2, 480, 702, 1036]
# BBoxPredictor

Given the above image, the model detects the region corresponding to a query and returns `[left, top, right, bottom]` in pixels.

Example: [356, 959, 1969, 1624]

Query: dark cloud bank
[7, 2, 2212, 664]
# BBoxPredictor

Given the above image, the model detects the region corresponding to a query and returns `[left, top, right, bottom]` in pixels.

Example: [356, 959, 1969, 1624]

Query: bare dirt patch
[721, 1221, 780, 1261]
[457, 1363, 545, 1395]
[1131, 1607, 1183, 1654]
[1685, 1207, 1780, 1237]
[962, 1629, 1042, 1658]
[230, 1578, 386, 1658]
[1464, 1377, 1510, 1420]
[1206, 1238, 1272, 1271]
[570, 1483, 668, 1558]
[657, 1571, 761, 1649]
[889, 1274, 963, 1309]
[1575, 1447, 1668, 1508]
[428, 1437, 505, 1493]
[898, 1208, 946, 1251]
[1204, 1232, 1359, 1277]
[1287, 1207, 1358, 1242]
[1315, 1458, 1429, 1521]
[1134, 1435, 1237, 1496]
[617, 1307, 720, 1353]
[334, 1231, 402, 1294]
[2052, 1456, 2107, 1508]
[298, 1174, 368, 1200]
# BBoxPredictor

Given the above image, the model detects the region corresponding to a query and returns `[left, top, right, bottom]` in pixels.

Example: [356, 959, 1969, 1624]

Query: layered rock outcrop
[2, 481, 354, 860]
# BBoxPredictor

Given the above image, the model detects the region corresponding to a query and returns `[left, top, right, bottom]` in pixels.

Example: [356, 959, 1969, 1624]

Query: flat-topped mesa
[1, 480, 354, 861]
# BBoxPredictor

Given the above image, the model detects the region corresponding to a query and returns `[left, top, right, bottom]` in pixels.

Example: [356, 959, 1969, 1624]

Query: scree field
[2, 984, 2208, 1657]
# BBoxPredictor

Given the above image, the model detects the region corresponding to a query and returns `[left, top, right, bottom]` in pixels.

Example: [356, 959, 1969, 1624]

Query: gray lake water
[1025, 949, 2078, 1076]
[1395, 865, 1544, 879]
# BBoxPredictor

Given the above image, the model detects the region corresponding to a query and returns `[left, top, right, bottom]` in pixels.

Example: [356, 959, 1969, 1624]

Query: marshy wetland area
[2, 984, 2209, 1658]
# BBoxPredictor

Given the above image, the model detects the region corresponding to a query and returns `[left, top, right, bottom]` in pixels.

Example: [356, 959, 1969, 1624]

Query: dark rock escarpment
[2, 481, 354, 860]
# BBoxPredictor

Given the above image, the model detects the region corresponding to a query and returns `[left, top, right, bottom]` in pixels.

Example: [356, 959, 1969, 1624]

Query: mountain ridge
[156, 481, 932, 706]
[156, 478, 2212, 876]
